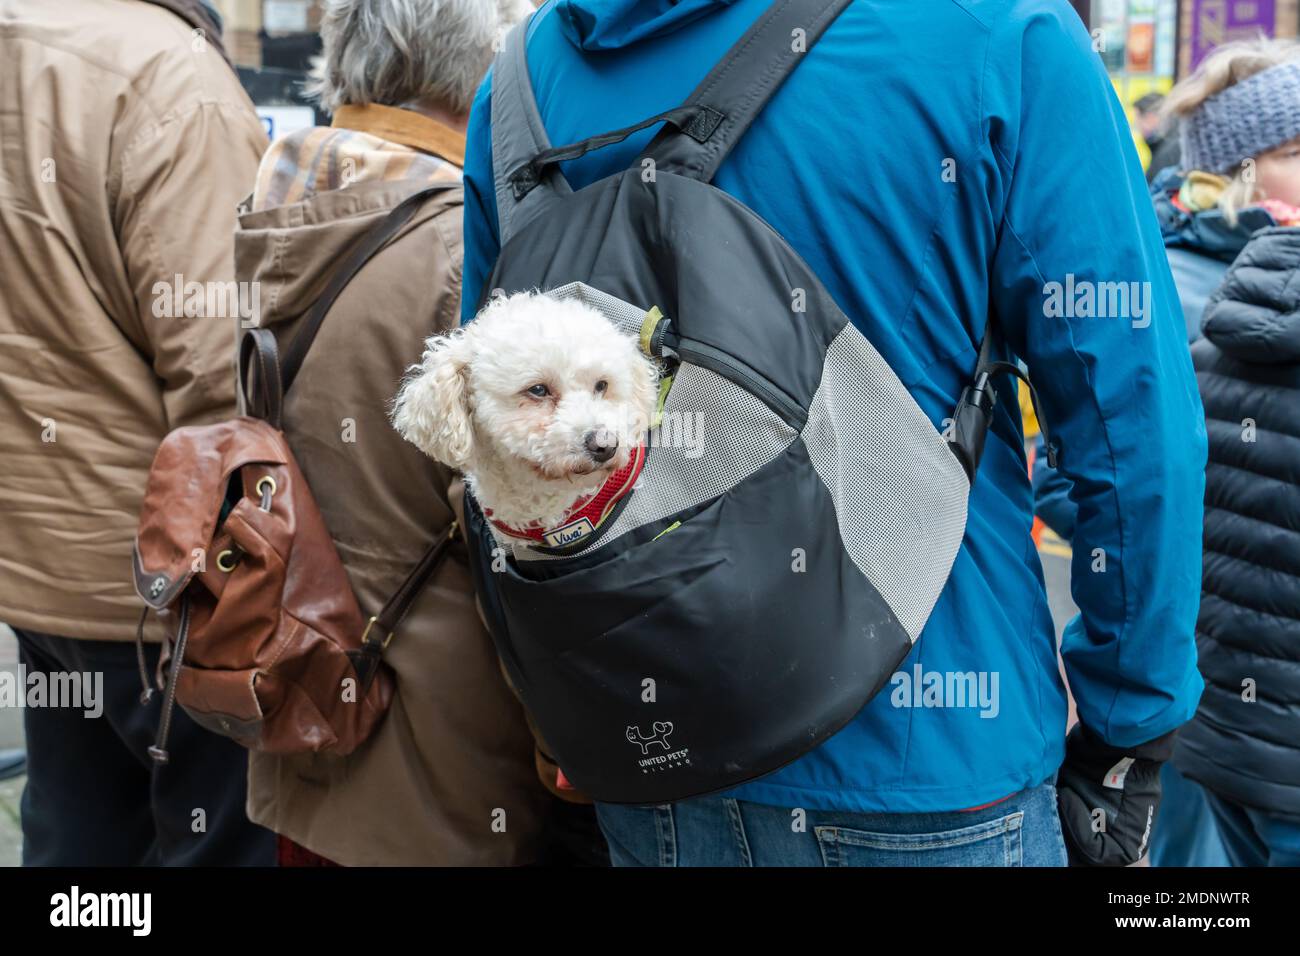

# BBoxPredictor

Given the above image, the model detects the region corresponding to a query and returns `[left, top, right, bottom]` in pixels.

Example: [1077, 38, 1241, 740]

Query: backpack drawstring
[134, 605, 156, 705]
[146, 596, 191, 765]
[136, 477, 270, 764]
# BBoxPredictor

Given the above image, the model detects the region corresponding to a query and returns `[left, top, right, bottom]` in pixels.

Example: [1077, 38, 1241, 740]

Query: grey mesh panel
[514, 361, 796, 563]
[549, 281, 648, 338]
[801, 324, 970, 641]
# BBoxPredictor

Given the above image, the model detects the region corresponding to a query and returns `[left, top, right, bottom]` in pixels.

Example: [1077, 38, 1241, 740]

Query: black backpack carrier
[465, 0, 1050, 804]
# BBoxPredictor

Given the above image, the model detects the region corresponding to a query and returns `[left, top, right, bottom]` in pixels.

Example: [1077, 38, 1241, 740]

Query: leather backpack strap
[351, 520, 460, 692]
[238, 327, 285, 428]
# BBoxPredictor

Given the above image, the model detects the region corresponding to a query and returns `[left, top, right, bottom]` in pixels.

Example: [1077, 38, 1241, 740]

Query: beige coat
[0, 0, 267, 641]
[238, 107, 548, 865]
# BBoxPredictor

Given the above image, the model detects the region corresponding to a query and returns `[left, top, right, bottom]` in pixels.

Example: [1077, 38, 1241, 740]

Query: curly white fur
[393, 292, 660, 543]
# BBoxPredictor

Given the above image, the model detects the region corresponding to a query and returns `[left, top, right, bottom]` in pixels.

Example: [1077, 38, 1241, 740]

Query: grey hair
[307, 0, 533, 115]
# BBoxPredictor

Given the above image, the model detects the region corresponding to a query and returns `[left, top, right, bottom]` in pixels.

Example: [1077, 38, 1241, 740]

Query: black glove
[1055, 722, 1175, 866]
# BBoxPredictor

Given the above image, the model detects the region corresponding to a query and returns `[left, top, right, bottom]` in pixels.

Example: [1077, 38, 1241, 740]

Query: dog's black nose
[584, 429, 618, 464]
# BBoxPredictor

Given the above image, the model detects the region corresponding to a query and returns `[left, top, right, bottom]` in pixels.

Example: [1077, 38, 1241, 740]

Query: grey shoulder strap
[492, 0, 851, 244]
[640, 0, 851, 182]
[491, 15, 572, 247]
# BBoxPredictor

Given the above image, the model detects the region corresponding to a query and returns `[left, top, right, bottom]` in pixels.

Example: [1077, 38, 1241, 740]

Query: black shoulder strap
[239, 183, 454, 425]
[504, 0, 852, 204]
[640, 0, 852, 182]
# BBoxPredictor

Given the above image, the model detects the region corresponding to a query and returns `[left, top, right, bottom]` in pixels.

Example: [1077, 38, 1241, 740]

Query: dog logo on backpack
[626, 721, 674, 754]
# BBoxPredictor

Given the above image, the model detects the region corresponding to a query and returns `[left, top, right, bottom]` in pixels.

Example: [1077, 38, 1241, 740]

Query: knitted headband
[1180, 59, 1300, 174]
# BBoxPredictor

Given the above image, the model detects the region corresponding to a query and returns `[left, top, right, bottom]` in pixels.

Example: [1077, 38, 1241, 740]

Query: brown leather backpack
[131, 185, 456, 762]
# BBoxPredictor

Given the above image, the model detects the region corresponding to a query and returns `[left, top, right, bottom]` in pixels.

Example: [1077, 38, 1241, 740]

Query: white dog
[393, 291, 660, 547]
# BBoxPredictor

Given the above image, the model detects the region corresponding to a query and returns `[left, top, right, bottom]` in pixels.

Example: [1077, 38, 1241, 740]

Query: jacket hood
[1201, 226, 1300, 364]
[236, 179, 458, 322]
[554, 0, 737, 50]
[1150, 168, 1273, 264]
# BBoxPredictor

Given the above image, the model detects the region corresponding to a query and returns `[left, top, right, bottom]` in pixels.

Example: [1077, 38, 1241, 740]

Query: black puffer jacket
[1175, 226, 1300, 820]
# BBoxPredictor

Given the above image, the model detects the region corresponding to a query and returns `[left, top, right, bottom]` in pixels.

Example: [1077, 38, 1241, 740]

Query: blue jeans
[595, 783, 1067, 866]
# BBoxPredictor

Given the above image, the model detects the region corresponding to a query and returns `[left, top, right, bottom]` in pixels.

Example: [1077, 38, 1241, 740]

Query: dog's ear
[392, 330, 475, 470]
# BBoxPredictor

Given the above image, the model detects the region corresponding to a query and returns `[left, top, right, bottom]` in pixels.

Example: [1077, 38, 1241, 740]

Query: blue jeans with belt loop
[595, 783, 1068, 867]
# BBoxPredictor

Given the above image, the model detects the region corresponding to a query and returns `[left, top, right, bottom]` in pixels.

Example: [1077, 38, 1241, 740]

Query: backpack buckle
[509, 162, 540, 201]
[360, 615, 394, 650]
[946, 372, 997, 483]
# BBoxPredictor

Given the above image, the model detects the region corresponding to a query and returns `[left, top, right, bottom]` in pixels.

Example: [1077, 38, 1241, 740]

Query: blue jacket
[462, 0, 1206, 813]
[1033, 171, 1269, 541]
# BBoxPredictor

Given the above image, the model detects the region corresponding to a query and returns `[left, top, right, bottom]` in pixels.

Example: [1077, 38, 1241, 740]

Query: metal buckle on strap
[360, 615, 394, 650]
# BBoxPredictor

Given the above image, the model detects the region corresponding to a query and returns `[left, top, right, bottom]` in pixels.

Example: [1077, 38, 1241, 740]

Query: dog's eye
[594, 380, 608, 394]
[526, 384, 550, 398]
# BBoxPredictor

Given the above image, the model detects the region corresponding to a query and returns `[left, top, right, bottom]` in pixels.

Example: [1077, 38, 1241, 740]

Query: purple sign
[1189, 0, 1278, 70]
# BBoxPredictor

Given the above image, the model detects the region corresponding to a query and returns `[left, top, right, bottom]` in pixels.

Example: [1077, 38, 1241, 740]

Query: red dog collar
[488, 443, 646, 548]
